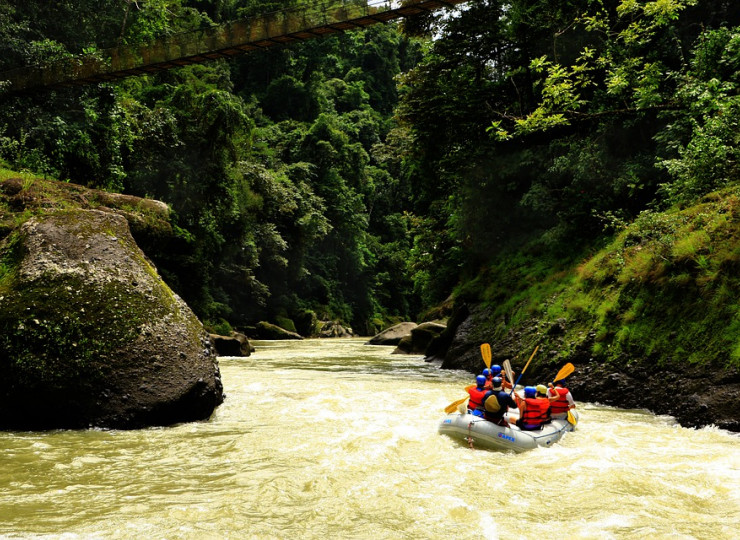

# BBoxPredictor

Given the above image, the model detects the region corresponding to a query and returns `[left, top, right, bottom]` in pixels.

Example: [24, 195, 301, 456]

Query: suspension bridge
[0, 0, 466, 94]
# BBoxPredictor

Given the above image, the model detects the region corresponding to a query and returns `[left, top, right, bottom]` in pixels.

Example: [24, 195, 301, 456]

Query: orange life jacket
[550, 387, 570, 415]
[467, 386, 487, 410]
[522, 397, 550, 427]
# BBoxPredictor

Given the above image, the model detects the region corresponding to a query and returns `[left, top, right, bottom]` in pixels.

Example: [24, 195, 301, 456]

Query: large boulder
[0, 209, 224, 429]
[252, 321, 303, 340]
[293, 309, 319, 337]
[366, 322, 418, 346]
[392, 322, 447, 355]
[210, 332, 253, 357]
[439, 304, 497, 372]
[318, 320, 354, 338]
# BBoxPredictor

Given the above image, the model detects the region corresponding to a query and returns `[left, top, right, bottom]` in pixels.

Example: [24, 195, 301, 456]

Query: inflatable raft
[438, 410, 579, 452]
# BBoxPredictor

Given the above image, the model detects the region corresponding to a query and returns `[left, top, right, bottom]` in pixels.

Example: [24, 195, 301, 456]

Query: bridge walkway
[0, 0, 465, 93]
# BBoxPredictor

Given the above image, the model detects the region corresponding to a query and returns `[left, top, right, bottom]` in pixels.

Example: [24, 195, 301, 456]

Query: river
[1, 339, 738, 539]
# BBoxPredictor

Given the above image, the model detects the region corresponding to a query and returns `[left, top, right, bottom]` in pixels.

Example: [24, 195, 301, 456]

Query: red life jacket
[550, 387, 570, 415]
[522, 397, 550, 427]
[467, 386, 487, 410]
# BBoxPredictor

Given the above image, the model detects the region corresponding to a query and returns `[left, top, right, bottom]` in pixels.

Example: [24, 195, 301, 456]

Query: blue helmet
[491, 365, 502, 376]
[555, 379, 567, 387]
[524, 386, 536, 398]
[491, 377, 503, 390]
[482, 368, 492, 378]
[476, 375, 487, 388]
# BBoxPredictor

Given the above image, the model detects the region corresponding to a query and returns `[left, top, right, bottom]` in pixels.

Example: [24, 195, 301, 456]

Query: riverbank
[430, 187, 740, 432]
[433, 301, 739, 432]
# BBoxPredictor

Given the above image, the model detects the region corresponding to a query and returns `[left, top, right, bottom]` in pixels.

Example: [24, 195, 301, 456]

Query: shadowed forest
[2, 0, 739, 369]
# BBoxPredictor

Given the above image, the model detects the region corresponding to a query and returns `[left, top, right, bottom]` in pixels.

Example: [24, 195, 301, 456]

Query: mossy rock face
[274, 315, 297, 334]
[253, 321, 303, 340]
[293, 309, 318, 337]
[0, 209, 223, 429]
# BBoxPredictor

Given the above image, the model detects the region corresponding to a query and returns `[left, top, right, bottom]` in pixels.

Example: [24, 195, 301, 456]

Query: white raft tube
[438, 410, 579, 452]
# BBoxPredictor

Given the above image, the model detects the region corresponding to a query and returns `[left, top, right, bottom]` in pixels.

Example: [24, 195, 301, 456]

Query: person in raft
[467, 375, 488, 417]
[513, 385, 553, 430]
[482, 365, 503, 389]
[499, 363, 514, 391]
[481, 368, 493, 389]
[481, 377, 517, 427]
[547, 378, 576, 419]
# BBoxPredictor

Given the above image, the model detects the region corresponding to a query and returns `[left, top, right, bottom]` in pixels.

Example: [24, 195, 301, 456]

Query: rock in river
[0, 209, 224, 429]
[365, 322, 418, 346]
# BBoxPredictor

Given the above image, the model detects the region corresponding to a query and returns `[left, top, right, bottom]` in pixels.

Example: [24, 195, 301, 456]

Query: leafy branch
[489, 0, 699, 140]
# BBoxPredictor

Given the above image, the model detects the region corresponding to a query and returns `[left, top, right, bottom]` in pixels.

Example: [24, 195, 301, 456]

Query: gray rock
[0, 209, 224, 430]
[366, 322, 418, 346]
[253, 321, 303, 340]
[318, 320, 354, 338]
[392, 321, 447, 355]
[210, 332, 253, 357]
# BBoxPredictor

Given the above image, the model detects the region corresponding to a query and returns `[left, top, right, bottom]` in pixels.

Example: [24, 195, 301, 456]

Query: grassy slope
[467, 185, 740, 372]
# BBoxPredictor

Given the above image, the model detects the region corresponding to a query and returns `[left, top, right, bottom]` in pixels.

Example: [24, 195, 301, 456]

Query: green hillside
[1, 1, 739, 429]
[466, 186, 740, 371]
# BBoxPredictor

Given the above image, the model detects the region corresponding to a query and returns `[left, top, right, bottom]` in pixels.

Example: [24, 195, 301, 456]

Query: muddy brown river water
[1, 339, 738, 539]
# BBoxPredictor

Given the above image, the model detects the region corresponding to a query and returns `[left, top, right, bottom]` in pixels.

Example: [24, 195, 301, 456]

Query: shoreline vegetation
[426, 188, 740, 432]
[2, 163, 739, 432]
[1, 1, 739, 431]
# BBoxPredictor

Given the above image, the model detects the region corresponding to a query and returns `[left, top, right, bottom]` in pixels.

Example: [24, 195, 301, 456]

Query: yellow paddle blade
[444, 397, 468, 414]
[554, 362, 575, 382]
[444, 384, 476, 413]
[480, 343, 492, 369]
[567, 409, 578, 426]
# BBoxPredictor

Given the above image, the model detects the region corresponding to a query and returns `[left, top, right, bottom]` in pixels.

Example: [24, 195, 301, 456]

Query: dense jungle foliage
[1, 0, 739, 347]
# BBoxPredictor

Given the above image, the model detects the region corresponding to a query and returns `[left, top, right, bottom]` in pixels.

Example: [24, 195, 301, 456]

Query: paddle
[551, 362, 576, 425]
[502, 359, 514, 387]
[444, 384, 477, 413]
[553, 362, 574, 383]
[480, 343, 492, 369]
[509, 345, 539, 396]
[443, 344, 494, 414]
[444, 396, 469, 414]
